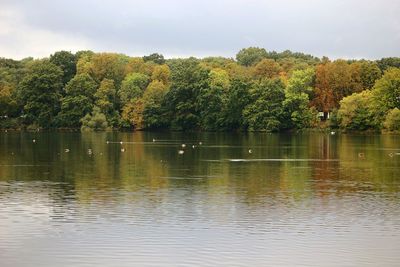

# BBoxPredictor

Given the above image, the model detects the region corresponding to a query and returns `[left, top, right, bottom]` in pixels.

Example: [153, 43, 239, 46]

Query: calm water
[0, 131, 399, 267]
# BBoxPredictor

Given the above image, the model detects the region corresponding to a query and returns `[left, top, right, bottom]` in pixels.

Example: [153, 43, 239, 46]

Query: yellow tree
[78, 53, 128, 86]
[121, 98, 144, 129]
[151, 65, 171, 85]
[95, 78, 116, 114]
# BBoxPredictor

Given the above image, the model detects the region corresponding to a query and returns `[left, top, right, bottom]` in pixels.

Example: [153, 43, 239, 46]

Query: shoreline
[0, 127, 397, 135]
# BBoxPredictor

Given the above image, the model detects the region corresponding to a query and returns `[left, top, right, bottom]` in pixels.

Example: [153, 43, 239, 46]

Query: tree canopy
[1, 48, 399, 132]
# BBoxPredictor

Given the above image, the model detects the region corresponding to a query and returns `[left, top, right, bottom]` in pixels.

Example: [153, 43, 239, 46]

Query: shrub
[80, 106, 109, 131]
[383, 108, 400, 131]
[337, 90, 377, 130]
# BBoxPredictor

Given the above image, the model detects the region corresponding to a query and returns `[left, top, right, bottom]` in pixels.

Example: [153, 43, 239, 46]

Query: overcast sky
[0, 0, 399, 60]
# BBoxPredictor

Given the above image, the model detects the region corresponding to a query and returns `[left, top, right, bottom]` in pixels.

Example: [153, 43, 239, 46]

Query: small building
[317, 111, 330, 120]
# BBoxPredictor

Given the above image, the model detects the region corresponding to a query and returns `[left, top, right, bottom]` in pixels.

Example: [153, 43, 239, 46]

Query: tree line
[0, 47, 399, 132]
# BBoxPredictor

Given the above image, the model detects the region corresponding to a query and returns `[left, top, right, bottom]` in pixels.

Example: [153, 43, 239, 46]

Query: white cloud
[0, 5, 91, 59]
[0, 0, 399, 59]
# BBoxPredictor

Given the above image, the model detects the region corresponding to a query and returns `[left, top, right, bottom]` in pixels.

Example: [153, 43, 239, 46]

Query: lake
[0, 131, 399, 266]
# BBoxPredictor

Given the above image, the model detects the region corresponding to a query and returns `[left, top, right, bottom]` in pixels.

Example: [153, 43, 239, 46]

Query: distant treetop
[143, 53, 165, 64]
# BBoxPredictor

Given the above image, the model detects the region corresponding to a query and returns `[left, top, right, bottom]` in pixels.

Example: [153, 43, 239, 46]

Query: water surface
[0, 132, 399, 266]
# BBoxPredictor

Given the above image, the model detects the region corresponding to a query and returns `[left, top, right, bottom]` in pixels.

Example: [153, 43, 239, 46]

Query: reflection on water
[0, 132, 399, 267]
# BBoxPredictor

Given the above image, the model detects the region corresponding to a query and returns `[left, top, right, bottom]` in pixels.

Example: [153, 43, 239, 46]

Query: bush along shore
[1, 48, 399, 133]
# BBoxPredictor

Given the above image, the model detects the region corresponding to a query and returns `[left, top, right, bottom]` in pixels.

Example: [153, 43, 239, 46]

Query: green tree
[266, 50, 320, 63]
[197, 69, 230, 130]
[56, 95, 93, 127]
[143, 53, 165, 64]
[359, 61, 382, 89]
[286, 68, 315, 95]
[243, 79, 286, 131]
[55, 74, 98, 127]
[143, 81, 169, 104]
[95, 78, 117, 119]
[64, 73, 97, 99]
[81, 106, 109, 131]
[220, 79, 251, 130]
[142, 81, 169, 129]
[200, 57, 236, 70]
[377, 57, 400, 72]
[165, 58, 208, 130]
[118, 73, 149, 105]
[337, 90, 377, 130]
[49, 51, 76, 85]
[372, 68, 400, 111]
[283, 68, 316, 129]
[236, 47, 268, 66]
[17, 60, 63, 127]
[383, 108, 400, 131]
[75, 50, 94, 61]
[283, 93, 316, 129]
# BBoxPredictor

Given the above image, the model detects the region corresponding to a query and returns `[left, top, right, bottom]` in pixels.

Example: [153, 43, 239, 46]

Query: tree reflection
[0, 131, 399, 214]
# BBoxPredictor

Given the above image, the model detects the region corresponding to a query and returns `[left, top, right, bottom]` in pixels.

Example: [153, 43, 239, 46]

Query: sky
[0, 0, 399, 60]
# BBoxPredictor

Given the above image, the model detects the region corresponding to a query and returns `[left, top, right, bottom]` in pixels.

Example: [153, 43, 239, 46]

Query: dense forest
[1, 47, 399, 132]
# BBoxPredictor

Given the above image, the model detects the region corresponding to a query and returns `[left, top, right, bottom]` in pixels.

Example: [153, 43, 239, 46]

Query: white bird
[65, 149, 70, 153]
[32, 139, 36, 143]
[330, 131, 336, 135]
[121, 148, 126, 152]
[106, 141, 109, 144]
[152, 138, 156, 142]
[248, 149, 252, 154]
[181, 144, 186, 148]
[178, 150, 185, 155]
[120, 141, 123, 144]
[199, 142, 203, 145]
[192, 145, 196, 149]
